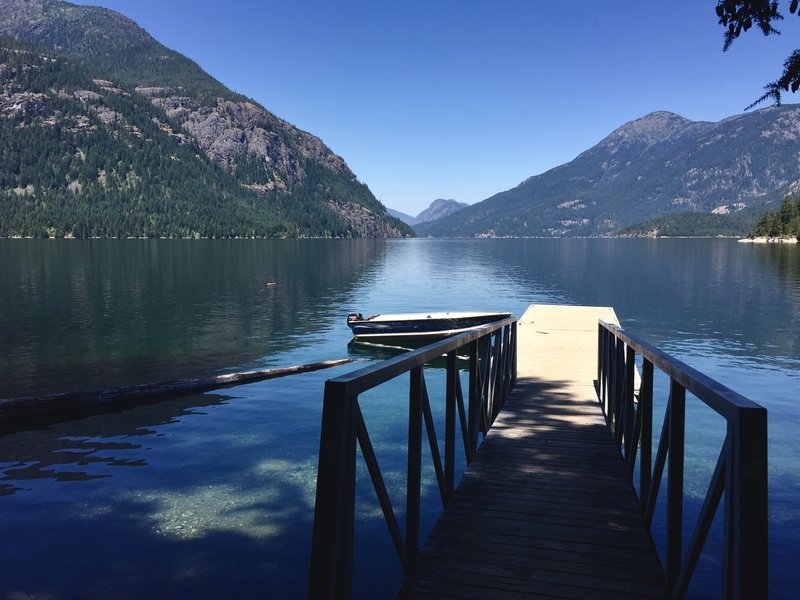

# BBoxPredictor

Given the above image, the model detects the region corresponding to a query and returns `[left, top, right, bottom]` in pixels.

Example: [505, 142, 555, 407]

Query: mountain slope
[388, 208, 415, 225]
[412, 198, 468, 225]
[0, 40, 296, 238]
[417, 108, 800, 237]
[0, 0, 412, 238]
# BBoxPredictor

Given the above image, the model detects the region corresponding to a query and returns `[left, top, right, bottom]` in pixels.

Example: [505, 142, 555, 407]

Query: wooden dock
[396, 305, 667, 599]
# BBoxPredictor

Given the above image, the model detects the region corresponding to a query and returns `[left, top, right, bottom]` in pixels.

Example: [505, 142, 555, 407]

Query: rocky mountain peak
[412, 198, 469, 225]
[601, 111, 703, 147]
[2, 0, 154, 56]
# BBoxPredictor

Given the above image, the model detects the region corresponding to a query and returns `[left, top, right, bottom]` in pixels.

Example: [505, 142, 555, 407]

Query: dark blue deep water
[0, 238, 797, 598]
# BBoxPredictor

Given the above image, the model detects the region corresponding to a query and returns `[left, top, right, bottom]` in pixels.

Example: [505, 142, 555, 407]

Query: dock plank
[397, 305, 666, 599]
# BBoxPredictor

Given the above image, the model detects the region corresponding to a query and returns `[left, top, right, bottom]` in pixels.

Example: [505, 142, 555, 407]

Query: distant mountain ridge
[0, 0, 412, 238]
[412, 198, 468, 225]
[388, 208, 415, 225]
[416, 107, 800, 237]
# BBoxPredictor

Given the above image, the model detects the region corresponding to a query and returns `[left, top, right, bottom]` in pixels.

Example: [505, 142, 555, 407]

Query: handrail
[598, 321, 767, 600]
[308, 316, 517, 599]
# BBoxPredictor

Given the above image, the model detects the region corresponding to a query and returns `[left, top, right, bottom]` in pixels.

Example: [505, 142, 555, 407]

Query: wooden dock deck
[396, 305, 667, 599]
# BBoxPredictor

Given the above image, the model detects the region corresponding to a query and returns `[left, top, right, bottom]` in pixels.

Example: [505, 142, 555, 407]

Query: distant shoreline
[738, 236, 800, 244]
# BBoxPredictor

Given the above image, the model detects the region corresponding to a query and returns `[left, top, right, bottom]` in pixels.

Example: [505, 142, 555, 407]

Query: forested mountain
[0, 40, 282, 238]
[416, 108, 800, 238]
[0, 0, 412, 238]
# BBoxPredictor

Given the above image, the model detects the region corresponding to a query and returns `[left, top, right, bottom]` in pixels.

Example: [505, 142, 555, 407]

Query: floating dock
[396, 305, 667, 599]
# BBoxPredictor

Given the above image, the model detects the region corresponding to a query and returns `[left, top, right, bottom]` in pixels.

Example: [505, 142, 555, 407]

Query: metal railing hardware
[308, 316, 517, 599]
[598, 321, 767, 600]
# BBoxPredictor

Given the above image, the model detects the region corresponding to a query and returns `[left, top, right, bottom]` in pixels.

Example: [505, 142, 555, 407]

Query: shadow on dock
[397, 374, 666, 599]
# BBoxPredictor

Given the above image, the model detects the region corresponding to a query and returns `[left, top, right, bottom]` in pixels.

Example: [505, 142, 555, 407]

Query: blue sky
[73, 0, 800, 215]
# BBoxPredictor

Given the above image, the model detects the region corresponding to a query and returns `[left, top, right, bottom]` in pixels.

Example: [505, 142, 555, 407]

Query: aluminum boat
[346, 311, 511, 342]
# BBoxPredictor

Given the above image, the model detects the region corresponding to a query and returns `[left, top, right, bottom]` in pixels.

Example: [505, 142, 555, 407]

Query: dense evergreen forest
[0, 34, 411, 238]
[0, 43, 285, 237]
[616, 211, 754, 237]
[749, 196, 800, 239]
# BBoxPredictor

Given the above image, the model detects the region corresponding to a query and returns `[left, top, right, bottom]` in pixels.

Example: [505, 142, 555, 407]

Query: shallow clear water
[0, 238, 797, 598]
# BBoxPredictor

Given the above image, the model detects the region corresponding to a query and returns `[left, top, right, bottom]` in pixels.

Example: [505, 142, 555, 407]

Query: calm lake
[0, 238, 798, 598]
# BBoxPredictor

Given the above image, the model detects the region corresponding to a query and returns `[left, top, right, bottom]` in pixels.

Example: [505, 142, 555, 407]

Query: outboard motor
[347, 313, 363, 323]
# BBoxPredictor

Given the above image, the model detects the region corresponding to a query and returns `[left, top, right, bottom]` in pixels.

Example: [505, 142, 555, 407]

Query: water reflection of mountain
[481, 239, 800, 361]
[5, 238, 798, 399]
[0, 240, 386, 398]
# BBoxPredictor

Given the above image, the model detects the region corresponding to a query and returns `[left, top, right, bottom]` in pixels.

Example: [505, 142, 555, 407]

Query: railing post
[725, 408, 768, 599]
[623, 345, 636, 464]
[479, 337, 492, 435]
[605, 328, 614, 417]
[639, 359, 654, 506]
[597, 323, 604, 403]
[491, 330, 502, 423]
[511, 320, 517, 388]
[666, 380, 686, 592]
[614, 338, 626, 445]
[468, 339, 479, 460]
[406, 366, 423, 562]
[308, 381, 357, 600]
[500, 324, 511, 405]
[607, 334, 617, 428]
[444, 351, 457, 502]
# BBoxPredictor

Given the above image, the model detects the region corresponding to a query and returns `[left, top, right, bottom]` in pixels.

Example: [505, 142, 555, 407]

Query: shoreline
[738, 236, 800, 244]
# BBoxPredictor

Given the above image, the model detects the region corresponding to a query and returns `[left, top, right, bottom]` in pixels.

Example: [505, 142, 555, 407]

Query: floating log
[0, 359, 352, 422]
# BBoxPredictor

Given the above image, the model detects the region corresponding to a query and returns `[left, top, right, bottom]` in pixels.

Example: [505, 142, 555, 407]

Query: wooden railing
[308, 316, 517, 599]
[598, 321, 767, 600]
